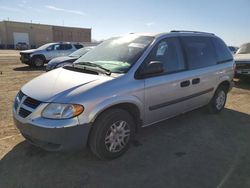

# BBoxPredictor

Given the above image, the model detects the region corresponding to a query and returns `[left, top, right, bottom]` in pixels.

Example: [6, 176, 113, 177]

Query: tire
[207, 86, 227, 114]
[32, 56, 45, 67]
[89, 108, 135, 160]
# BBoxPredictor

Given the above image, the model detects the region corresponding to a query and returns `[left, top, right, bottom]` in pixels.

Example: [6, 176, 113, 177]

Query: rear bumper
[14, 117, 91, 151]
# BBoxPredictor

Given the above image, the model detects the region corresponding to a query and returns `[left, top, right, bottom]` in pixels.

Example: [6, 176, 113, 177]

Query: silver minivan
[13, 31, 234, 159]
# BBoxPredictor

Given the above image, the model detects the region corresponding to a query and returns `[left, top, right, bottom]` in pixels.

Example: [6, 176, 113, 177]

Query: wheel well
[218, 81, 230, 92]
[94, 103, 142, 132]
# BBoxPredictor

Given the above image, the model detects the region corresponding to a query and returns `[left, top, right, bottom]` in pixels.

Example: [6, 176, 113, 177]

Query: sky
[0, 0, 249, 46]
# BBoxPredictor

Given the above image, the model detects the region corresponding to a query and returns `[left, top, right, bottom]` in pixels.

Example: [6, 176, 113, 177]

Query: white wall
[13, 32, 29, 45]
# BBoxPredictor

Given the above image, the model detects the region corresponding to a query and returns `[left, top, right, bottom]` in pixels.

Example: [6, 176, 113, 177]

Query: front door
[143, 37, 192, 125]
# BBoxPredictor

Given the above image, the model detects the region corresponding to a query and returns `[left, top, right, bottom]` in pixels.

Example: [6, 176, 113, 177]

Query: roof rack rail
[170, 30, 214, 35]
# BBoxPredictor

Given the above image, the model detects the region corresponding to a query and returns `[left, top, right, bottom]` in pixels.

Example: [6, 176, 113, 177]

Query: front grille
[20, 53, 30, 59]
[14, 90, 42, 118]
[23, 97, 41, 109]
[19, 107, 32, 118]
[236, 62, 250, 69]
[14, 91, 25, 110]
[18, 91, 25, 99]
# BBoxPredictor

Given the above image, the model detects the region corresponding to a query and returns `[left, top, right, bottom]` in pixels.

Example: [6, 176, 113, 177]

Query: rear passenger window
[145, 38, 185, 74]
[181, 37, 216, 70]
[62, 44, 73, 50]
[74, 44, 83, 49]
[212, 38, 233, 63]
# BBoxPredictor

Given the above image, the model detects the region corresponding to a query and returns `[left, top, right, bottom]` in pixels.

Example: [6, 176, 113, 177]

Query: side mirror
[139, 61, 164, 78]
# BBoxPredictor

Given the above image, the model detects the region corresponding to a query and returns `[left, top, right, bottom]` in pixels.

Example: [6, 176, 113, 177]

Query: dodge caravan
[13, 31, 234, 159]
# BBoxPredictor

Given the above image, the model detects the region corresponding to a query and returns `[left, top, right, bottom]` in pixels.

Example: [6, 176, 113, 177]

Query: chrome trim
[17, 95, 27, 115]
[21, 103, 35, 113]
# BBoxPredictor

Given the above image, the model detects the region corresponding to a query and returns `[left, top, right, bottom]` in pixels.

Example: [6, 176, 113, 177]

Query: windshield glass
[236, 43, 250, 54]
[69, 47, 92, 57]
[37, 43, 53, 50]
[74, 35, 154, 73]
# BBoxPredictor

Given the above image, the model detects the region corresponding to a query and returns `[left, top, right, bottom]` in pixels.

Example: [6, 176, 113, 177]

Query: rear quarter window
[181, 36, 217, 70]
[212, 38, 233, 63]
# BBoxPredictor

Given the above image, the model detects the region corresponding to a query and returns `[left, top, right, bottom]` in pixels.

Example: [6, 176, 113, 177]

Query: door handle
[180, 80, 190, 87]
[192, 78, 200, 85]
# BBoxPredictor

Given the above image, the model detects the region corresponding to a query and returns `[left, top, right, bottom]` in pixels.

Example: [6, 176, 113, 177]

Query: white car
[20, 42, 84, 67]
[234, 43, 250, 78]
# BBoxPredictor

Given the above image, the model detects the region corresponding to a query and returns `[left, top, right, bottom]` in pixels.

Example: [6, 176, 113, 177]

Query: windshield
[69, 47, 93, 57]
[37, 43, 53, 50]
[236, 43, 250, 54]
[74, 35, 154, 73]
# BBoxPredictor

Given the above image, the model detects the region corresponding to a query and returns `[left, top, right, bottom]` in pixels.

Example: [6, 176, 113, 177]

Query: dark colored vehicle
[16, 42, 29, 50]
[46, 46, 95, 71]
[234, 43, 250, 78]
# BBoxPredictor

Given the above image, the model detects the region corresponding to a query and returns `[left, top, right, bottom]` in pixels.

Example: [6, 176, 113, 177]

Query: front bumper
[20, 56, 31, 64]
[14, 117, 91, 151]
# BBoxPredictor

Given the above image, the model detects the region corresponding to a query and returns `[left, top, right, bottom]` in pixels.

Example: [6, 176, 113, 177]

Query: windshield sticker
[128, 43, 147, 48]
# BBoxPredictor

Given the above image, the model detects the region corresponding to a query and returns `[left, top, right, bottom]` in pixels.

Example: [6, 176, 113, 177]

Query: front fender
[88, 95, 144, 124]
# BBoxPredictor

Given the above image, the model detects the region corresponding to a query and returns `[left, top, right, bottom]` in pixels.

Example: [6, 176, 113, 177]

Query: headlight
[42, 103, 84, 119]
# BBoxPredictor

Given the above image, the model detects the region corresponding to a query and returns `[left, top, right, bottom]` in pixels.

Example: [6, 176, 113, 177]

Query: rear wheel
[89, 108, 135, 160]
[32, 56, 45, 67]
[207, 86, 227, 114]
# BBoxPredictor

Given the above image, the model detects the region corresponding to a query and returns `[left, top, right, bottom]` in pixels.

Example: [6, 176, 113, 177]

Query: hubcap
[216, 90, 225, 110]
[104, 120, 130, 153]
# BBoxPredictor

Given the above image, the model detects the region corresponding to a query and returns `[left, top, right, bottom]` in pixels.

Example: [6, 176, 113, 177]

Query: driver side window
[47, 45, 54, 51]
[145, 38, 186, 74]
[54, 44, 61, 50]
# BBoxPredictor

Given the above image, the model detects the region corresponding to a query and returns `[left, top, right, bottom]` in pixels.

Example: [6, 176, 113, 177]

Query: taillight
[233, 63, 236, 72]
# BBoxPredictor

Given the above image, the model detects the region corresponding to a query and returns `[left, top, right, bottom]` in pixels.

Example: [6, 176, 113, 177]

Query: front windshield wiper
[74, 61, 111, 75]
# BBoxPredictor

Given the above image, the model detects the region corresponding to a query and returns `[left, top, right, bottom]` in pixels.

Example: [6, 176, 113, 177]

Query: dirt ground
[0, 50, 250, 188]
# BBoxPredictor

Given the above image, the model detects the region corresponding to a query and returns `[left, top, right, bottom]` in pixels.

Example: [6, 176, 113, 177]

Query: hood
[234, 54, 250, 62]
[20, 49, 38, 54]
[48, 56, 77, 66]
[21, 67, 113, 103]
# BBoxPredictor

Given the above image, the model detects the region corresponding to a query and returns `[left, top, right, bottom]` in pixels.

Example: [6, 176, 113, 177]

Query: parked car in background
[16, 42, 29, 50]
[234, 43, 250, 78]
[46, 46, 95, 71]
[228, 46, 238, 54]
[20, 42, 84, 67]
[13, 31, 234, 159]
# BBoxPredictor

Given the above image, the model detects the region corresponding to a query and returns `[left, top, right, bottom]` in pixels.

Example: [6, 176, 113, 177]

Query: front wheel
[32, 56, 45, 67]
[207, 86, 227, 114]
[89, 108, 135, 160]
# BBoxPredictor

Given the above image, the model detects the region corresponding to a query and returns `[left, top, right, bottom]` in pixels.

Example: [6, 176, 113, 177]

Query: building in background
[0, 20, 91, 49]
